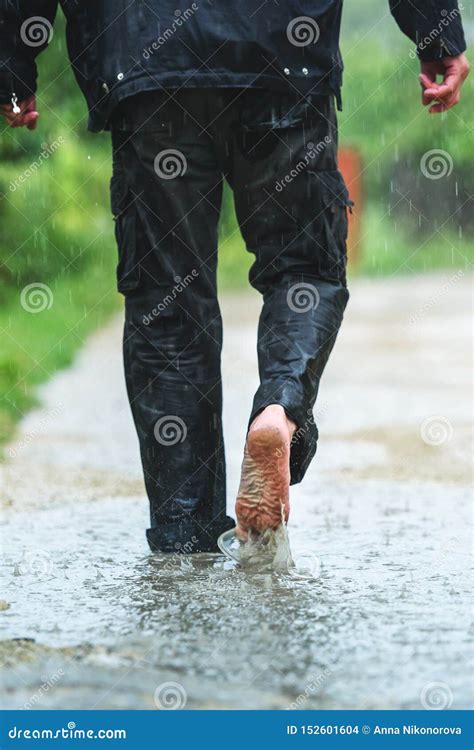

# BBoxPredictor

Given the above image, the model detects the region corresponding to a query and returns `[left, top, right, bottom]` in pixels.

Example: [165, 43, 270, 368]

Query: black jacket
[0, 1, 466, 132]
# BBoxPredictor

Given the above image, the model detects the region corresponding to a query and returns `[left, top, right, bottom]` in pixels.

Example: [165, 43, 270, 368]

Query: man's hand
[419, 53, 470, 113]
[0, 95, 39, 129]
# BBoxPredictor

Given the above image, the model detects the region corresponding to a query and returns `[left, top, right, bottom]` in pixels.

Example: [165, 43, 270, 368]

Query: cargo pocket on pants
[110, 172, 141, 294]
[309, 169, 353, 282]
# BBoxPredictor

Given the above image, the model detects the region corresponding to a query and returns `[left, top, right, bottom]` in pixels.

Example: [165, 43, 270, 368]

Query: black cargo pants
[110, 89, 351, 552]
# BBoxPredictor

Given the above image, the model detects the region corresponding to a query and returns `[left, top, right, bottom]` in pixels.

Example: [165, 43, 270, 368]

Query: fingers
[419, 72, 437, 106]
[419, 54, 470, 114]
[24, 111, 40, 130]
[422, 81, 459, 113]
[1, 111, 40, 128]
[0, 96, 39, 129]
[423, 72, 458, 111]
[3, 110, 40, 128]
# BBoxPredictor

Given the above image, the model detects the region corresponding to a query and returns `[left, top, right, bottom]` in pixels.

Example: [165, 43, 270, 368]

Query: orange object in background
[338, 148, 363, 266]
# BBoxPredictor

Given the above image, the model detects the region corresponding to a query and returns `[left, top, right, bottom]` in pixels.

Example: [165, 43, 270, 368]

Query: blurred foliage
[339, 0, 473, 274]
[1, 141, 113, 301]
[0, 8, 472, 443]
[0, 14, 117, 442]
[220, 2, 474, 279]
[340, 37, 474, 172]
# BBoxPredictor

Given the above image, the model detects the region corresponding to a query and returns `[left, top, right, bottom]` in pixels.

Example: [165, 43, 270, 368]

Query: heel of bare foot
[235, 405, 296, 536]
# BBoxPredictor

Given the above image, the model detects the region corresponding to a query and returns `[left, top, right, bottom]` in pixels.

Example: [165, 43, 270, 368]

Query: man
[1, 2, 468, 554]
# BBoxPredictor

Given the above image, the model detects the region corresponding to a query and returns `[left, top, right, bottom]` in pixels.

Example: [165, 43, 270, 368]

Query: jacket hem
[88, 72, 339, 132]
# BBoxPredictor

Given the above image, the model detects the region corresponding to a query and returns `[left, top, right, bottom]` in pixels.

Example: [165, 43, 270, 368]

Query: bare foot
[235, 405, 296, 538]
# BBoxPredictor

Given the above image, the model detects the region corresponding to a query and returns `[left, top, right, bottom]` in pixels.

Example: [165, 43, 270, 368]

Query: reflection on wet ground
[1, 276, 472, 709]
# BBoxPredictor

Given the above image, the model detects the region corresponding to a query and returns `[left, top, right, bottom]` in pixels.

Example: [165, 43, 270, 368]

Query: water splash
[237, 525, 293, 571]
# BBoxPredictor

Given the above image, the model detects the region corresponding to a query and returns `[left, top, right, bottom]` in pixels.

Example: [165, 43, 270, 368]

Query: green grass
[0, 256, 119, 444]
[357, 206, 473, 276]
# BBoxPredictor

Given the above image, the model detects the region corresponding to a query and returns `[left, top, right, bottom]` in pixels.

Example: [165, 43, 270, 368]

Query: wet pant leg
[110, 91, 235, 551]
[225, 92, 351, 483]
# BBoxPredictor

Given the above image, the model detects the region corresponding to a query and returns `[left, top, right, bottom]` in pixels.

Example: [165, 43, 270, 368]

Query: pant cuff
[146, 514, 235, 553]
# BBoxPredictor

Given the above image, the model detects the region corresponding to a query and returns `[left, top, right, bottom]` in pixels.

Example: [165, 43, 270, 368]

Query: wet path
[1, 274, 472, 709]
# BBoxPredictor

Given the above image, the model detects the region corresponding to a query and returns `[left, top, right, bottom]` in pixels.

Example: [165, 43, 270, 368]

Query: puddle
[0, 480, 471, 709]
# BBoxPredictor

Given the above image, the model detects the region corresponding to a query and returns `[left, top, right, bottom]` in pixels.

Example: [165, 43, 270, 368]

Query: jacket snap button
[284, 67, 290, 75]
[117, 72, 124, 81]
[302, 67, 309, 75]
[101, 82, 110, 93]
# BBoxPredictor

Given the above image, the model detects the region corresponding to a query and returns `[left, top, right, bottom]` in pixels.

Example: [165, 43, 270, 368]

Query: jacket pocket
[110, 172, 141, 294]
